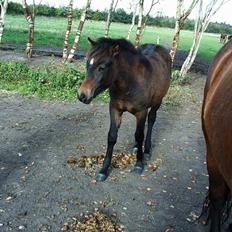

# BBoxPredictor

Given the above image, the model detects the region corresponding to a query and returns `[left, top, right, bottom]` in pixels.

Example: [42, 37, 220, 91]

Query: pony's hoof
[143, 153, 151, 161]
[96, 173, 107, 182]
[134, 165, 143, 175]
[197, 211, 209, 225]
[227, 224, 232, 232]
[133, 147, 138, 154]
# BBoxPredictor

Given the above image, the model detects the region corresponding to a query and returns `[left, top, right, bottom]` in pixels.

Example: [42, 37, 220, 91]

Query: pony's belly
[113, 99, 149, 114]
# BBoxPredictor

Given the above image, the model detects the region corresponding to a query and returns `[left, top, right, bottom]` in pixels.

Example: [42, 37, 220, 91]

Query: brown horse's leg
[134, 110, 147, 175]
[207, 151, 229, 232]
[96, 105, 122, 182]
[144, 104, 161, 161]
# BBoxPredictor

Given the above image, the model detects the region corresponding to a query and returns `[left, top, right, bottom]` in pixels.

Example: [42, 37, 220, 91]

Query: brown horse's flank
[78, 38, 171, 181]
[200, 39, 232, 232]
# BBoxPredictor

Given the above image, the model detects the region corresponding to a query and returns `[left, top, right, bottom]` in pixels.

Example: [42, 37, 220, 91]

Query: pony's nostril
[78, 93, 86, 102]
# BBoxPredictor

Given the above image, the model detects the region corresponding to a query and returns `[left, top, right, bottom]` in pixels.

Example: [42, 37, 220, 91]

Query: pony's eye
[98, 66, 105, 72]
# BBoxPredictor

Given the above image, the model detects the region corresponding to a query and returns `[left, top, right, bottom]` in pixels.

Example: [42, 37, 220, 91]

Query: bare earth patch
[0, 53, 213, 232]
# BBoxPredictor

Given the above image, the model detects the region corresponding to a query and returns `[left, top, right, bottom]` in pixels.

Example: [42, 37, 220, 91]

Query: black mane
[95, 37, 137, 54]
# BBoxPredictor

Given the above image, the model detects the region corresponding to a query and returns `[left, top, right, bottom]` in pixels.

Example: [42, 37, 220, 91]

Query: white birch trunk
[180, 0, 229, 79]
[63, 0, 73, 60]
[127, 1, 138, 40]
[170, 0, 199, 63]
[135, 0, 144, 47]
[0, 0, 8, 43]
[22, 0, 35, 58]
[67, 0, 91, 62]
[104, 0, 114, 38]
[169, 0, 183, 63]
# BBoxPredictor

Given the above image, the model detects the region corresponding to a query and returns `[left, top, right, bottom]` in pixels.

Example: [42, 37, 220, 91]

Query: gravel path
[0, 74, 211, 232]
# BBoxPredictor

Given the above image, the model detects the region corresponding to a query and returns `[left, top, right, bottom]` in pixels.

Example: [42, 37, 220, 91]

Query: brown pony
[200, 39, 232, 231]
[78, 37, 171, 181]
[219, 33, 227, 44]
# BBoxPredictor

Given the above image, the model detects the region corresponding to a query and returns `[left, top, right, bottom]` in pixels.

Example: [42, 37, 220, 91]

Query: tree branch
[142, 0, 160, 30]
[181, 0, 199, 21]
[113, 0, 119, 11]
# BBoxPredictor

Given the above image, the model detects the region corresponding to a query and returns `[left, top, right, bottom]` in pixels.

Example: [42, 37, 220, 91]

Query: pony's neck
[110, 52, 139, 93]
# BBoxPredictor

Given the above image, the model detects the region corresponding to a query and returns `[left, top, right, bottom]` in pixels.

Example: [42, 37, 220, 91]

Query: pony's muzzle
[78, 77, 95, 104]
[77, 91, 92, 104]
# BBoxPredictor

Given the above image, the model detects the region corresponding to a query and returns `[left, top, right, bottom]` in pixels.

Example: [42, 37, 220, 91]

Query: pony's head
[78, 37, 136, 104]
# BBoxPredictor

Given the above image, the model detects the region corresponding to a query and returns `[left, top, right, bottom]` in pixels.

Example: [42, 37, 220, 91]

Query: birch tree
[104, 0, 115, 38]
[127, 0, 138, 40]
[180, 0, 230, 79]
[67, 0, 91, 62]
[104, 0, 119, 38]
[142, 0, 159, 32]
[63, 0, 73, 60]
[169, 0, 199, 63]
[135, 0, 144, 46]
[22, 0, 36, 58]
[0, 0, 8, 43]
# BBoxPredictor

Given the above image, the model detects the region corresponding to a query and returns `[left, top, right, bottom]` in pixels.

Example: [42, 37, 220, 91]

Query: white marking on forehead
[89, 58, 95, 65]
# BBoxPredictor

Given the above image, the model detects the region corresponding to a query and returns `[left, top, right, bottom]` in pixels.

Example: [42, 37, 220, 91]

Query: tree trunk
[63, 0, 73, 60]
[169, 0, 183, 63]
[67, 0, 91, 62]
[135, 0, 144, 47]
[113, 0, 119, 11]
[170, 0, 199, 63]
[180, 31, 203, 79]
[179, 0, 226, 80]
[104, 0, 114, 38]
[0, 0, 8, 43]
[156, 36, 160, 44]
[127, 1, 138, 40]
[22, 0, 35, 58]
[170, 19, 185, 63]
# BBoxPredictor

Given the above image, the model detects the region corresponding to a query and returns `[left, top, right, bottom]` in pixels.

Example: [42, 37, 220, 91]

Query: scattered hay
[67, 153, 136, 170]
[61, 209, 124, 232]
[66, 153, 162, 178]
[147, 158, 162, 172]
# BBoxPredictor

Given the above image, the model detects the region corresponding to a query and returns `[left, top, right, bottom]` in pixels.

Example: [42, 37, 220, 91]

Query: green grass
[2, 15, 223, 60]
[0, 61, 85, 100]
[0, 60, 193, 107]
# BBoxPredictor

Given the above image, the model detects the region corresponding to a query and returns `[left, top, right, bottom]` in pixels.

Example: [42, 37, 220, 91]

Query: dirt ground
[0, 52, 214, 232]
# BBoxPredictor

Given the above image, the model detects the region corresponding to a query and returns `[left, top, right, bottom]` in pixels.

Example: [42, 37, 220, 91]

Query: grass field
[2, 15, 223, 61]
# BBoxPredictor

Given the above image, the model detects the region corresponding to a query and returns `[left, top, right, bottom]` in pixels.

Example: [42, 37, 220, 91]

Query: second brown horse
[200, 40, 232, 231]
[78, 38, 171, 181]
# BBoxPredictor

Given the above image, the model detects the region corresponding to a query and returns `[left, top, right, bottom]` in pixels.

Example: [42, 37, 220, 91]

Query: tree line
[6, 2, 232, 34]
[0, 0, 231, 81]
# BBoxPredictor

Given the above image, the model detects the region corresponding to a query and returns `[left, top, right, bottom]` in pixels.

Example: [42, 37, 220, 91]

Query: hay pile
[66, 152, 162, 176]
[61, 209, 124, 232]
[67, 153, 137, 170]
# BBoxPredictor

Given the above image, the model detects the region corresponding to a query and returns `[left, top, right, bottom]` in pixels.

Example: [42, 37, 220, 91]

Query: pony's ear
[87, 37, 96, 46]
[111, 44, 120, 57]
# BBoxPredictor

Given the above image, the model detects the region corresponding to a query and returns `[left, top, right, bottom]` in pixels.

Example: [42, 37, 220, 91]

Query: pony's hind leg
[134, 110, 147, 175]
[143, 104, 161, 161]
[207, 152, 230, 232]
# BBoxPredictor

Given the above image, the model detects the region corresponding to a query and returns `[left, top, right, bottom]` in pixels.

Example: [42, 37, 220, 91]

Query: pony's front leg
[144, 103, 161, 161]
[134, 110, 147, 175]
[96, 105, 122, 182]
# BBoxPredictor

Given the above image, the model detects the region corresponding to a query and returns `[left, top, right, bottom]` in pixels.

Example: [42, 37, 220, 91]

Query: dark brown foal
[78, 38, 171, 181]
